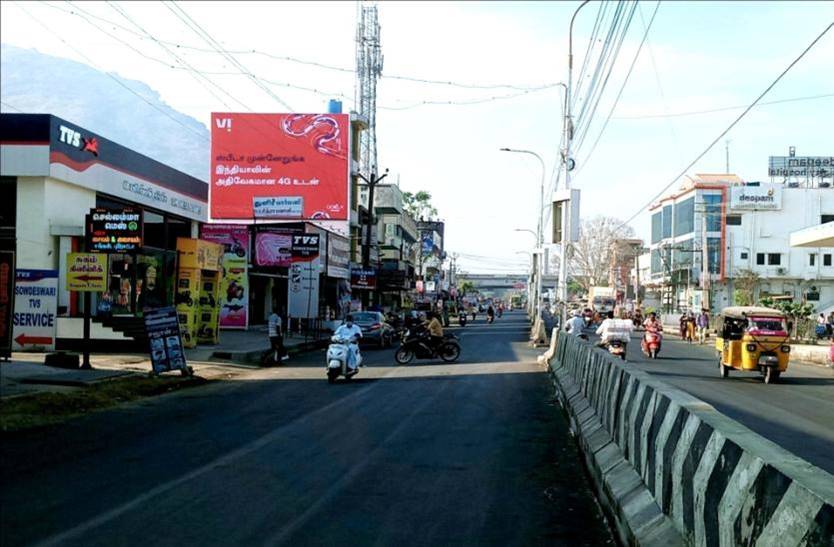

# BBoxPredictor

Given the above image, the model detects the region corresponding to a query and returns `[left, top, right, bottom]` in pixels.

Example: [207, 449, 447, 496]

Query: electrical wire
[574, 0, 661, 178]
[612, 92, 834, 120]
[0, 100, 24, 112]
[572, 0, 609, 111]
[619, 21, 834, 229]
[378, 84, 562, 110]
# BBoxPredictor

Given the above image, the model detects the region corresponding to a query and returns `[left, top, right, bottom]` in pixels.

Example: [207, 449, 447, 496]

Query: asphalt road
[0, 311, 613, 547]
[601, 331, 834, 475]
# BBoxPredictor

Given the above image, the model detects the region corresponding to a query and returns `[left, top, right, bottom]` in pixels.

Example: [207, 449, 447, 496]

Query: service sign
[86, 208, 143, 252]
[66, 253, 108, 292]
[729, 184, 783, 211]
[13, 270, 58, 351]
[211, 113, 349, 220]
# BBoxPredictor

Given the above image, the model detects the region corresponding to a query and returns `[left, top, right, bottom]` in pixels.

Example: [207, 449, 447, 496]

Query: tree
[733, 268, 760, 306]
[458, 280, 476, 296]
[402, 190, 438, 220]
[569, 216, 636, 293]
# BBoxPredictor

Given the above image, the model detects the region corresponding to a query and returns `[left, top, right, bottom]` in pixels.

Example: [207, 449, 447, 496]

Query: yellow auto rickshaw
[715, 306, 790, 384]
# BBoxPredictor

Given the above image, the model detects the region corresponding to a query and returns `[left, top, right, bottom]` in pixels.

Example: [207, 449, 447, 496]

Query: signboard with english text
[729, 184, 782, 211]
[12, 269, 57, 352]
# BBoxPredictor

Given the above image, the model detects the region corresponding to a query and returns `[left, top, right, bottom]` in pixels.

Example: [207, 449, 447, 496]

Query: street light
[501, 148, 546, 321]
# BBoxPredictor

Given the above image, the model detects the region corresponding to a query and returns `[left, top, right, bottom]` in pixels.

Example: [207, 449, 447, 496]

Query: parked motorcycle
[395, 331, 460, 364]
[458, 311, 467, 327]
[326, 335, 362, 383]
[641, 329, 663, 359]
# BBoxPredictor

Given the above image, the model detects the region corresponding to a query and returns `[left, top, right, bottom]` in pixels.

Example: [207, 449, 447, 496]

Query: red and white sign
[12, 269, 58, 352]
[211, 113, 349, 221]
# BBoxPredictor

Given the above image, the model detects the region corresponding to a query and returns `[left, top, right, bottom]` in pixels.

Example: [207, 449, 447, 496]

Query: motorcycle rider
[644, 311, 662, 331]
[486, 304, 495, 323]
[423, 312, 445, 352]
[564, 310, 587, 337]
[333, 315, 363, 371]
[596, 310, 633, 351]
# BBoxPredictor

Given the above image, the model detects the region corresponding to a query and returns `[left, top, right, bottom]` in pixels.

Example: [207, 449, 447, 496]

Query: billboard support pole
[82, 292, 92, 369]
[358, 170, 388, 308]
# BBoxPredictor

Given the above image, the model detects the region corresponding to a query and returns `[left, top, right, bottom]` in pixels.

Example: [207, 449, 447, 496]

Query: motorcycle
[395, 331, 461, 364]
[486, 314, 494, 324]
[606, 339, 627, 360]
[641, 329, 663, 359]
[458, 311, 467, 327]
[326, 335, 362, 383]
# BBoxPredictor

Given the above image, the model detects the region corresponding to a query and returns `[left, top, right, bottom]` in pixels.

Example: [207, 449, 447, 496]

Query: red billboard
[211, 113, 349, 221]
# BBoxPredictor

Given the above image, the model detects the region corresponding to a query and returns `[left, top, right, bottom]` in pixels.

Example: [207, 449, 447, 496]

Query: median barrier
[544, 332, 834, 546]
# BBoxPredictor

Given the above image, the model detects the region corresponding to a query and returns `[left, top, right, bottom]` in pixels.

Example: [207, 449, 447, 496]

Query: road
[612, 331, 834, 474]
[0, 311, 613, 547]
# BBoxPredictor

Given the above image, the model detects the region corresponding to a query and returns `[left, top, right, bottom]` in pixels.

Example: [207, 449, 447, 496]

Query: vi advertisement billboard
[210, 113, 349, 221]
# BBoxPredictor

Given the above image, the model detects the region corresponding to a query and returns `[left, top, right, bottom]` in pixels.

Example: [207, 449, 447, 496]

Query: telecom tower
[355, 2, 383, 177]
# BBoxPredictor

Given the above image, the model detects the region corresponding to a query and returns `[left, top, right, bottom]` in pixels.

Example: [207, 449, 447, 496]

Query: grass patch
[1, 374, 211, 433]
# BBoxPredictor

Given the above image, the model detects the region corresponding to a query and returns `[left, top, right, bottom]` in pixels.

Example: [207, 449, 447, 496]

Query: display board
[66, 253, 108, 292]
[200, 225, 250, 329]
[86, 208, 143, 252]
[143, 306, 188, 374]
[12, 269, 57, 351]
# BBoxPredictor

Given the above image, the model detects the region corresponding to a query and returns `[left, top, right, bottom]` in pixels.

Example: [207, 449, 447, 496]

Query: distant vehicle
[589, 286, 616, 313]
[350, 311, 396, 348]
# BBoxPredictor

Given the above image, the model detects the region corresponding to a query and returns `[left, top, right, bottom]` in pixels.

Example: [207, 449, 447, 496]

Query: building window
[703, 194, 723, 232]
[707, 238, 721, 274]
[740, 251, 748, 260]
[651, 212, 662, 243]
[825, 254, 832, 267]
[651, 249, 662, 274]
[756, 253, 765, 265]
[674, 197, 695, 236]
[810, 253, 817, 266]
[662, 205, 673, 239]
[767, 253, 781, 266]
[726, 215, 742, 226]
[822, 215, 834, 224]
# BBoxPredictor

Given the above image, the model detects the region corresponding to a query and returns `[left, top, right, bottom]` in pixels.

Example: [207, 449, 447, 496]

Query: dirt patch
[1, 374, 212, 433]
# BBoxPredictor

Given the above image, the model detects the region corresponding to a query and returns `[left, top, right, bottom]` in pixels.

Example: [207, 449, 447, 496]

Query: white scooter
[326, 335, 362, 383]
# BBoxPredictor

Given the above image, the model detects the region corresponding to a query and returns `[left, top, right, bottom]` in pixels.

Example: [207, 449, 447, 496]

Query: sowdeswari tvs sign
[210, 113, 349, 221]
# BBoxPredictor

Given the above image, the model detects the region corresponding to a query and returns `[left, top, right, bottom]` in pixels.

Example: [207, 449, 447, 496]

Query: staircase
[90, 315, 148, 351]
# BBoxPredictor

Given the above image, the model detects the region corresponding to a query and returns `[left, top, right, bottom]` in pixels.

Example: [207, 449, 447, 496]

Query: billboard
[210, 113, 349, 220]
[200, 225, 250, 329]
[729, 184, 782, 211]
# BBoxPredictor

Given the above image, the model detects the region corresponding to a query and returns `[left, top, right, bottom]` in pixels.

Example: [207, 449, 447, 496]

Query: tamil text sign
[350, 267, 376, 290]
[211, 113, 349, 220]
[66, 253, 108, 291]
[13, 269, 58, 351]
[86, 208, 143, 252]
[729, 184, 782, 211]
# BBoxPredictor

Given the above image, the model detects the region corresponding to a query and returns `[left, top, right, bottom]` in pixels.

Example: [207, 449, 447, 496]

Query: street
[0, 311, 613, 547]
[611, 332, 834, 474]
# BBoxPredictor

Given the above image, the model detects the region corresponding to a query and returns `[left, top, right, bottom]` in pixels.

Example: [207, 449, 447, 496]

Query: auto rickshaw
[715, 306, 790, 384]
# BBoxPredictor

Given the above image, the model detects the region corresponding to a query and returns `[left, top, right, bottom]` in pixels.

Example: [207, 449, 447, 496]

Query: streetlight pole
[559, 0, 591, 328]
[501, 148, 546, 320]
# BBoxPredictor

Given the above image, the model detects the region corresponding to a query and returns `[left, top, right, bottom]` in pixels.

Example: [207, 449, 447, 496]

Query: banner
[12, 269, 58, 351]
[143, 306, 188, 374]
[254, 232, 293, 267]
[200, 225, 250, 329]
[288, 262, 320, 319]
[0, 251, 14, 356]
[327, 234, 350, 280]
[211, 113, 349, 220]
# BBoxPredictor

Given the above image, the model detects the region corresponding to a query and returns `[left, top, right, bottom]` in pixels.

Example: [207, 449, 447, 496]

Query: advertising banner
[288, 262, 320, 319]
[66, 253, 108, 292]
[210, 113, 349, 220]
[86, 208, 143, 253]
[200, 225, 250, 329]
[255, 232, 293, 267]
[729, 184, 782, 211]
[143, 306, 188, 374]
[12, 269, 58, 351]
[0, 251, 14, 357]
[327, 234, 350, 280]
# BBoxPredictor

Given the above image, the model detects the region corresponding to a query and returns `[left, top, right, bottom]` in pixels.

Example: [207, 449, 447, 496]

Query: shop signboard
[143, 306, 188, 374]
[66, 253, 108, 292]
[327, 234, 350, 280]
[86, 208, 143, 253]
[768, 155, 834, 181]
[210, 113, 350, 220]
[421, 233, 434, 254]
[288, 262, 320, 319]
[12, 269, 57, 351]
[291, 234, 321, 261]
[729, 183, 783, 211]
[200, 225, 250, 329]
[350, 267, 376, 290]
[0, 251, 14, 357]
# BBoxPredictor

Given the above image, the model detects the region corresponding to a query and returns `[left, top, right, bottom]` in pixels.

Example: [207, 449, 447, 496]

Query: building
[609, 238, 644, 305]
[647, 169, 834, 314]
[1, 113, 207, 349]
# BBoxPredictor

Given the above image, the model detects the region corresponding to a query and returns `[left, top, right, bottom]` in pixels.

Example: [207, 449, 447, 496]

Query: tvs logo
[81, 137, 99, 156]
[58, 125, 99, 156]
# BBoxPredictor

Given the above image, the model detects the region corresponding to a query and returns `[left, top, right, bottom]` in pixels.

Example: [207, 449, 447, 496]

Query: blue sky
[1, 1, 832, 274]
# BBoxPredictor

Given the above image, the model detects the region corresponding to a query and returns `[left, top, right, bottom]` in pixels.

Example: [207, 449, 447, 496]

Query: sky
[1, 0, 833, 275]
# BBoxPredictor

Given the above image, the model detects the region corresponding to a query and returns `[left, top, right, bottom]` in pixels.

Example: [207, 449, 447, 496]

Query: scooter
[326, 335, 362, 383]
[641, 329, 663, 359]
[458, 311, 467, 327]
[606, 339, 627, 360]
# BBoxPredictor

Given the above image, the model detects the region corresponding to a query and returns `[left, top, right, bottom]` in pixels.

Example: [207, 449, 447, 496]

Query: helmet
[572, 310, 582, 317]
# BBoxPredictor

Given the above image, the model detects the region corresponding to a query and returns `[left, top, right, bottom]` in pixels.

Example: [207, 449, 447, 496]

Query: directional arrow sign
[15, 334, 54, 346]
[66, 253, 108, 292]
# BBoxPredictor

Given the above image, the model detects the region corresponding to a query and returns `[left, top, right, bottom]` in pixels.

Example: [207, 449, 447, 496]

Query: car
[351, 311, 396, 348]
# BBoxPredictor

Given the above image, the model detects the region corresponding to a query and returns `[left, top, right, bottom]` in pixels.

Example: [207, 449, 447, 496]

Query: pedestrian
[686, 311, 696, 343]
[696, 309, 710, 344]
[816, 313, 827, 339]
[268, 305, 288, 363]
[827, 311, 834, 338]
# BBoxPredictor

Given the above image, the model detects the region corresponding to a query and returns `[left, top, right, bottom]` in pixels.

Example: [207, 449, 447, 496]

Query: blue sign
[421, 233, 434, 253]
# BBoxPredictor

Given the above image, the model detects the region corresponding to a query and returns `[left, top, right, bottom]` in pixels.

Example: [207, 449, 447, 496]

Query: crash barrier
[546, 331, 834, 546]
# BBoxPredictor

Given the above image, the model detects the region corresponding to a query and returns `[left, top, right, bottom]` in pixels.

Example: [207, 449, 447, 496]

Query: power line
[612, 92, 834, 120]
[378, 84, 562, 110]
[572, 0, 609, 110]
[619, 21, 834, 229]
[0, 100, 24, 112]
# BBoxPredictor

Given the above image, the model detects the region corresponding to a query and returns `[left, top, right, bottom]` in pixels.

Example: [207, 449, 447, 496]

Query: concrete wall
[545, 333, 834, 546]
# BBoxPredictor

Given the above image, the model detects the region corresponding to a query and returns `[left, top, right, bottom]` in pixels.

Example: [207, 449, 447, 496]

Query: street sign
[291, 234, 320, 261]
[350, 267, 376, 289]
[12, 269, 58, 351]
[288, 262, 320, 319]
[143, 306, 188, 375]
[66, 253, 108, 292]
[86, 208, 143, 253]
[0, 251, 14, 358]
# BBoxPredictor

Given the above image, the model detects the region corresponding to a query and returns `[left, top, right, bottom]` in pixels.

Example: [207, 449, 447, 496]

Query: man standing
[696, 309, 710, 344]
[268, 306, 289, 363]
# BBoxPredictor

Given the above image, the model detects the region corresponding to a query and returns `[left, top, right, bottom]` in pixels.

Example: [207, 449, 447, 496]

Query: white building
[647, 172, 834, 313]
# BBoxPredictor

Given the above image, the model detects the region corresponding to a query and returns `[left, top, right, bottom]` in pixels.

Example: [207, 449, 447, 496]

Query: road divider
[542, 331, 834, 546]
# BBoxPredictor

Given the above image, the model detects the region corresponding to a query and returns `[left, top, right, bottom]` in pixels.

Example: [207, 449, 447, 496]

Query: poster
[210, 113, 349, 220]
[201, 225, 250, 329]
[254, 232, 293, 267]
[0, 251, 14, 357]
[12, 269, 58, 351]
[143, 306, 188, 374]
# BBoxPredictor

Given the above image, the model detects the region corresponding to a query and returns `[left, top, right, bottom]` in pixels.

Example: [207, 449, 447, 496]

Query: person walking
[696, 309, 710, 344]
[267, 306, 288, 363]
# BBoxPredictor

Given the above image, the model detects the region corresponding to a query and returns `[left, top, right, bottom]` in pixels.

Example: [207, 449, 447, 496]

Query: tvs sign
[729, 184, 782, 211]
[210, 113, 349, 221]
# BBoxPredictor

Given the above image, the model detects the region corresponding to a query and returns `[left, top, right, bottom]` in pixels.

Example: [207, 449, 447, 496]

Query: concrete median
[544, 331, 834, 546]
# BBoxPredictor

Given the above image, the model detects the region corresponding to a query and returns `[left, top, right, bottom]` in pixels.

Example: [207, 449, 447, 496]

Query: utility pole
[702, 214, 710, 312]
[359, 170, 388, 307]
[725, 139, 731, 174]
